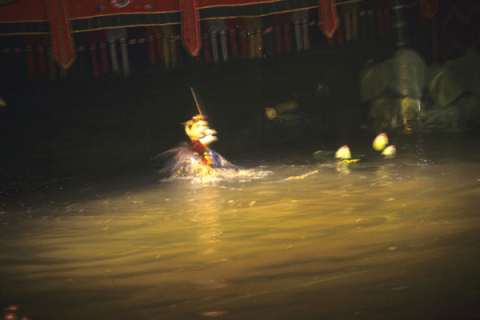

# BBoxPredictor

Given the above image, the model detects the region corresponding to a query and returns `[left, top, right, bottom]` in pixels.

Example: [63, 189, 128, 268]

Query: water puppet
[372, 133, 388, 151]
[158, 88, 269, 183]
[335, 145, 352, 160]
[314, 145, 361, 164]
[372, 133, 396, 157]
[381, 145, 396, 157]
[184, 114, 218, 166]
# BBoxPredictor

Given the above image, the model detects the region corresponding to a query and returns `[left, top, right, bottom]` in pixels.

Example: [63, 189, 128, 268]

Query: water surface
[1, 133, 479, 320]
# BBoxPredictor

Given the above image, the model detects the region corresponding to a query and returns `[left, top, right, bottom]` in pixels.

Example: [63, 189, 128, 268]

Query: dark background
[0, 1, 476, 203]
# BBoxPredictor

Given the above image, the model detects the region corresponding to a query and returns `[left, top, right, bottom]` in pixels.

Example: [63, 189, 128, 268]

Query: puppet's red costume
[188, 140, 213, 165]
[189, 140, 206, 154]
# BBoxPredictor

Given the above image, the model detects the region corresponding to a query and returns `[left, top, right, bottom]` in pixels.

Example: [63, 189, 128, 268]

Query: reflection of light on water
[187, 187, 223, 256]
[335, 162, 352, 175]
[374, 164, 396, 186]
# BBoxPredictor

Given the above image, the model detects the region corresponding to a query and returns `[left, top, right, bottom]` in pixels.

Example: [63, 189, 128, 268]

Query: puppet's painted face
[185, 120, 208, 140]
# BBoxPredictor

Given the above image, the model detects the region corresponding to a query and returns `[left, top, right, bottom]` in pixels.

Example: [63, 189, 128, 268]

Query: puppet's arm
[200, 129, 217, 145]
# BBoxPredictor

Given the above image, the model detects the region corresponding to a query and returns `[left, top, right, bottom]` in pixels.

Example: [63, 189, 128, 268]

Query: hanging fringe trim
[89, 43, 99, 77]
[220, 30, 228, 61]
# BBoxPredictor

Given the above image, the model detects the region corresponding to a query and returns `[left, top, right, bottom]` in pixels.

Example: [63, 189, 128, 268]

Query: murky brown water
[1, 134, 480, 320]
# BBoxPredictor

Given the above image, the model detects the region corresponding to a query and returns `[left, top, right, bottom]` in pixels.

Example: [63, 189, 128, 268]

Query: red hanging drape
[420, 0, 438, 19]
[318, 0, 339, 39]
[47, 0, 76, 68]
[181, 0, 202, 57]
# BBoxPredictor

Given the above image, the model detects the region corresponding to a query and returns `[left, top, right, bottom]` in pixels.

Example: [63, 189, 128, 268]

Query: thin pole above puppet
[189, 87, 206, 117]
[188, 87, 216, 142]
